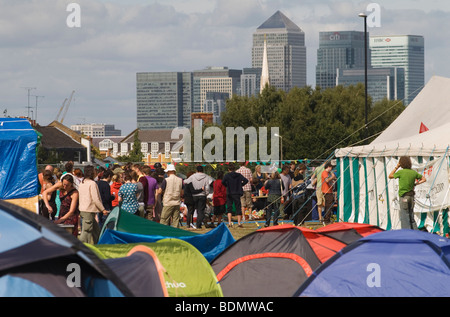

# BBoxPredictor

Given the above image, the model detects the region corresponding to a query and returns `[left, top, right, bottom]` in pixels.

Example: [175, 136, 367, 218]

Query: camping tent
[335, 76, 450, 233]
[295, 229, 450, 297]
[0, 118, 40, 212]
[100, 207, 199, 238]
[103, 245, 168, 297]
[0, 201, 133, 297]
[210, 223, 380, 297]
[89, 239, 224, 297]
[99, 222, 235, 263]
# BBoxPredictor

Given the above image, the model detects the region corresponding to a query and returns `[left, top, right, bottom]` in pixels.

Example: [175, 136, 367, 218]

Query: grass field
[192, 218, 326, 241]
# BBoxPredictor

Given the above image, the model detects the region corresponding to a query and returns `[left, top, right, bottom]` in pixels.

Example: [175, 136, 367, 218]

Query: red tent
[211, 223, 383, 297]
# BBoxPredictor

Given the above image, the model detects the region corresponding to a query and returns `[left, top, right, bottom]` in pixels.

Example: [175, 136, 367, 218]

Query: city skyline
[1, 0, 449, 136]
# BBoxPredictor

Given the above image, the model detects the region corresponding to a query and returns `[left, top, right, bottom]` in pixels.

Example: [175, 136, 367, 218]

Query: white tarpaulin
[414, 156, 450, 213]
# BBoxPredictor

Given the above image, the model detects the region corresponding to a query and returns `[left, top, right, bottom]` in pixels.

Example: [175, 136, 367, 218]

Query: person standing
[110, 173, 122, 209]
[96, 169, 114, 229]
[184, 165, 212, 230]
[389, 156, 426, 229]
[143, 165, 160, 221]
[291, 164, 308, 226]
[40, 170, 57, 220]
[311, 163, 325, 222]
[183, 171, 196, 229]
[263, 171, 284, 227]
[222, 163, 249, 228]
[53, 174, 80, 237]
[236, 162, 253, 222]
[137, 165, 149, 218]
[153, 167, 166, 223]
[160, 165, 183, 228]
[321, 162, 336, 224]
[78, 165, 106, 244]
[211, 170, 227, 227]
[280, 165, 292, 218]
[118, 171, 140, 215]
[131, 170, 145, 217]
[252, 165, 266, 193]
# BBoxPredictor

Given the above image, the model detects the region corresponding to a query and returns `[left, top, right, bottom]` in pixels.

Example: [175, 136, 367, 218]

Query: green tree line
[220, 83, 404, 161]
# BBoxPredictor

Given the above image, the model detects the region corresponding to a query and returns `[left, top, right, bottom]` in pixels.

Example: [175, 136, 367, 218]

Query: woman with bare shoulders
[43, 174, 79, 237]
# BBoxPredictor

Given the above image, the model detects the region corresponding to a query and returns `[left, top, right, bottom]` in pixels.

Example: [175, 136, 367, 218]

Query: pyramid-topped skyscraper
[252, 11, 306, 92]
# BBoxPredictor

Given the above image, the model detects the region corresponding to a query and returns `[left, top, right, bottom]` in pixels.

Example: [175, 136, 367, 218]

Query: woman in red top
[110, 173, 122, 208]
[211, 171, 227, 227]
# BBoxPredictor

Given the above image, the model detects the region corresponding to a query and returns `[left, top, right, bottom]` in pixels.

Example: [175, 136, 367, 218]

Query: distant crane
[55, 98, 68, 122]
[55, 90, 75, 124]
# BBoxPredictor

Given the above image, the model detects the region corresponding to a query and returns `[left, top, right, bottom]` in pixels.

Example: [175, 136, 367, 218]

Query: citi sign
[329, 32, 341, 41]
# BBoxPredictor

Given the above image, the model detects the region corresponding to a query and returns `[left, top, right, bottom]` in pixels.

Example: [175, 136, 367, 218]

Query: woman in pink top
[78, 165, 106, 244]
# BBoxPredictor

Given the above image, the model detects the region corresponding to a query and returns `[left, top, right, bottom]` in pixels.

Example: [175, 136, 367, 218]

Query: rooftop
[257, 10, 302, 32]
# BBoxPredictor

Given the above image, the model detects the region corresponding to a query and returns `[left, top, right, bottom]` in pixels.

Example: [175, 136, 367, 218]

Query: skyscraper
[136, 72, 193, 130]
[316, 31, 368, 89]
[241, 68, 261, 97]
[336, 67, 405, 102]
[252, 11, 306, 92]
[370, 35, 424, 105]
[192, 66, 242, 113]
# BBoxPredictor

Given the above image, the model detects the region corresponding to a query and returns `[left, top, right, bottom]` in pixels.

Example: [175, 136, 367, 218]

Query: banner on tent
[413, 156, 450, 213]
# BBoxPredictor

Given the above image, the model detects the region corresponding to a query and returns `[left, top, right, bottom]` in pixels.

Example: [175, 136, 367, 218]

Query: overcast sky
[1, 0, 449, 136]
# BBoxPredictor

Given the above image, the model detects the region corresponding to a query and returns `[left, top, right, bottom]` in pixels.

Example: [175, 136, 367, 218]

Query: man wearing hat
[160, 164, 183, 228]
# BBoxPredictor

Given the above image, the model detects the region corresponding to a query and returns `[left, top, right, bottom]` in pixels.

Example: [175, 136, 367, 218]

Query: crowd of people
[37, 160, 338, 244]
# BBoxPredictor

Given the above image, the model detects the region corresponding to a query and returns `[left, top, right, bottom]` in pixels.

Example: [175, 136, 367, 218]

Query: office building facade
[252, 11, 306, 92]
[192, 66, 241, 113]
[336, 67, 405, 103]
[316, 31, 368, 89]
[70, 123, 121, 137]
[241, 68, 261, 97]
[136, 72, 193, 130]
[370, 35, 424, 105]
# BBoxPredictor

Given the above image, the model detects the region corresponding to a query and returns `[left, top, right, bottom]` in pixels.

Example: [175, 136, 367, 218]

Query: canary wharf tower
[252, 11, 307, 92]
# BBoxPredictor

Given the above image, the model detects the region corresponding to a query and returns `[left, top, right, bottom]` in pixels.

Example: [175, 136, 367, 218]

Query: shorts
[316, 189, 324, 206]
[240, 191, 253, 209]
[214, 204, 226, 216]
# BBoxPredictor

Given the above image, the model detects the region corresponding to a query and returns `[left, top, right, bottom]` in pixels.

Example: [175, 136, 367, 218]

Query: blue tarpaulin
[99, 223, 236, 263]
[0, 118, 38, 199]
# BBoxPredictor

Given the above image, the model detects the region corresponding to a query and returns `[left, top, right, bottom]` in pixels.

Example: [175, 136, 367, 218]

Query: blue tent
[0, 118, 39, 200]
[99, 222, 235, 262]
[295, 229, 450, 297]
[0, 201, 134, 297]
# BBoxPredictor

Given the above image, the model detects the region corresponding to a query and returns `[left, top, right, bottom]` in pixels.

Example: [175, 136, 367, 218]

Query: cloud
[0, 0, 448, 136]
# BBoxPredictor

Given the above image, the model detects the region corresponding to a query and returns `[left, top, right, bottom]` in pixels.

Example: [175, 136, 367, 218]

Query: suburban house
[34, 121, 91, 163]
[118, 129, 183, 165]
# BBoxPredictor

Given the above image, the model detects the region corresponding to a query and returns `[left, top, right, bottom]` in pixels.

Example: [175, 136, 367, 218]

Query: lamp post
[359, 13, 368, 141]
[274, 133, 283, 164]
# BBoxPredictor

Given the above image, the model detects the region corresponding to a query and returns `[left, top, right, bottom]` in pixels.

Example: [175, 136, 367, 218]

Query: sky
[1, 0, 450, 136]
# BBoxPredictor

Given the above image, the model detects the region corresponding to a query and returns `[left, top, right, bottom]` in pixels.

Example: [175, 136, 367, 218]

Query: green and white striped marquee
[335, 145, 450, 235]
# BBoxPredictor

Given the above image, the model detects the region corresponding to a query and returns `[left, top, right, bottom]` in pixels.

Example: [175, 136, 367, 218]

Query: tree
[128, 131, 143, 162]
[218, 84, 404, 161]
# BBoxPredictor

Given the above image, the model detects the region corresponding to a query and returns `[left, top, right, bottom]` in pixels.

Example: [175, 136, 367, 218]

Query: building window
[141, 142, 148, 153]
[151, 142, 159, 159]
[165, 142, 171, 158]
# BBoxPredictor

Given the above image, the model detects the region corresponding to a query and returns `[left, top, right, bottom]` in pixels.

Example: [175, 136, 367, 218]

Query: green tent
[88, 238, 223, 297]
[100, 207, 199, 238]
